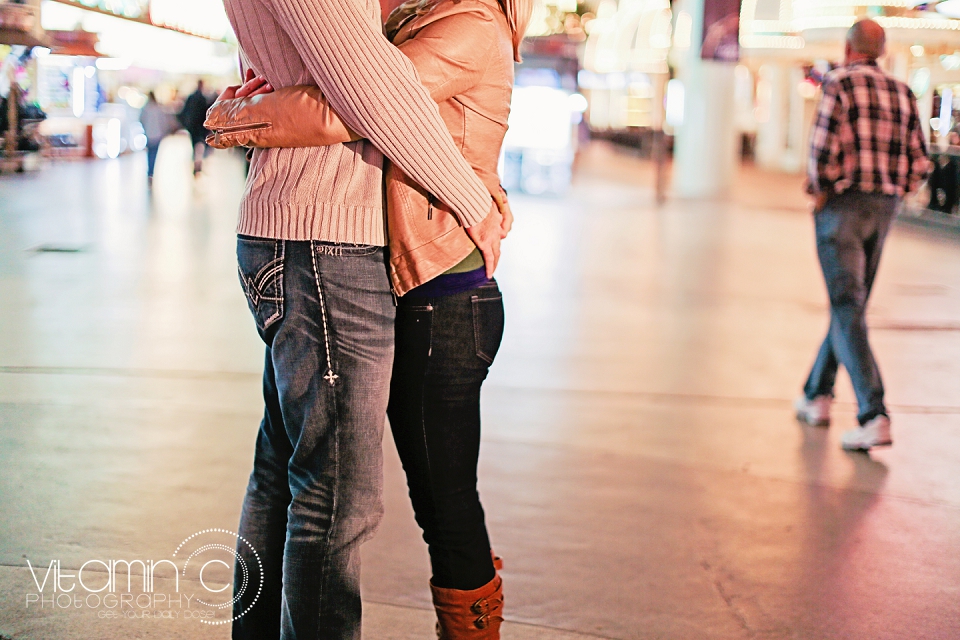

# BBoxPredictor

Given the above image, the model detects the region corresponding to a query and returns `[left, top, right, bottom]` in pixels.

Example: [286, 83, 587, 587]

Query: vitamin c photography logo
[24, 529, 263, 625]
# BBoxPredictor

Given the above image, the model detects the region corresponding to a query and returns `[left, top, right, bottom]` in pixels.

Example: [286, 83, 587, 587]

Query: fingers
[481, 231, 501, 279]
[481, 241, 499, 279]
[487, 209, 503, 277]
[500, 208, 513, 239]
[469, 232, 496, 280]
[247, 84, 274, 98]
[234, 80, 263, 98]
[466, 205, 504, 279]
[235, 76, 272, 99]
[217, 85, 240, 101]
[492, 191, 513, 240]
[481, 246, 495, 280]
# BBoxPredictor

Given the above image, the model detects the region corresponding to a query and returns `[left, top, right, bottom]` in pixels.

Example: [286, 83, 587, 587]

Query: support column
[671, 0, 738, 198]
[755, 63, 788, 171]
[918, 80, 934, 146]
[782, 66, 806, 173]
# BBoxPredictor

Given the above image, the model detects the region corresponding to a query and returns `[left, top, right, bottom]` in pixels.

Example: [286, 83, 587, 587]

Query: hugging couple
[202, 0, 535, 638]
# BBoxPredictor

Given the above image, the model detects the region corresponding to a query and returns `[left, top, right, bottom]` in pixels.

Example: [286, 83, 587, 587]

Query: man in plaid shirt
[795, 19, 930, 450]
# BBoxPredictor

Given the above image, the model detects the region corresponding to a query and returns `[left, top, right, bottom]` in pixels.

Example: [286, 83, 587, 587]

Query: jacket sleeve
[261, 0, 491, 227]
[205, 9, 497, 151]
[205, 85, 360, 149]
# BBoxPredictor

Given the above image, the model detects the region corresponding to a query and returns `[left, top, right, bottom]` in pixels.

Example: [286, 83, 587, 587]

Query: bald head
[846, 19, 886, 61]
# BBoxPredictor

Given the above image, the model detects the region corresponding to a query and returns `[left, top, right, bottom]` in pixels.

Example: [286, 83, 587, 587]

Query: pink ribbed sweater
[223, 0, 492, 244]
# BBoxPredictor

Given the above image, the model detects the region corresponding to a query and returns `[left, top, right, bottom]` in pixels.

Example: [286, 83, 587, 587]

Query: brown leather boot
[431, 574, 504, 639]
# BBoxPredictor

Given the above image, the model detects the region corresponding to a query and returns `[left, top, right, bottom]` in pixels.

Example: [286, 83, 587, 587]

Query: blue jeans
[803, 191, 897, 425]
[387, 281, 504, 591]
[146, 140, 161, 178]
[232, 237, 395, 640]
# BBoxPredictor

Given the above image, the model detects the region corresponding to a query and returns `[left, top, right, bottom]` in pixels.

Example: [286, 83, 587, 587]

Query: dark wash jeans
[387, 280, 504, 590]
[232, 237, 395, 640]
[804, 191, 897, 425]
[146, 140, 161, 178]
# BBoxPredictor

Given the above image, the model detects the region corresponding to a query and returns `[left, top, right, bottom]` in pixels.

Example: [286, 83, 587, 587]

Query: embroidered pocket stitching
[238, 240, 284, 330]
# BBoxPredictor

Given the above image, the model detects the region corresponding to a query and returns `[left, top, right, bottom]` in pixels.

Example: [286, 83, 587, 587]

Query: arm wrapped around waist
[204, 85, 360, 149]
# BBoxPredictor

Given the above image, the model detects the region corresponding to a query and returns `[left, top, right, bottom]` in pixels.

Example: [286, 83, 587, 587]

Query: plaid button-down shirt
[808, 60, 930, 198]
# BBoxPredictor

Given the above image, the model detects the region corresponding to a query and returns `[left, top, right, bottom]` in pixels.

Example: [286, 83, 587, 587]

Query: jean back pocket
[237, 237, 284, 333]
[472, 287, 504, 365]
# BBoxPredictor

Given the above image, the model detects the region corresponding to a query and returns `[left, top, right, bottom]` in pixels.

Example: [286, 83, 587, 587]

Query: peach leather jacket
[205, 0, 514, 296]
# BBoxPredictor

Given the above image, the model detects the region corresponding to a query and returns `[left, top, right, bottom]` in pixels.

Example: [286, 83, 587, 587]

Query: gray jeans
[232, 238, 395, 640]
[803, 190, 897, 425]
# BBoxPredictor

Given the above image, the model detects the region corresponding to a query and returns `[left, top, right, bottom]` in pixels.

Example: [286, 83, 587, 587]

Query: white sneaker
[841, 415, 892, 451]
[795, 395, 832, 427]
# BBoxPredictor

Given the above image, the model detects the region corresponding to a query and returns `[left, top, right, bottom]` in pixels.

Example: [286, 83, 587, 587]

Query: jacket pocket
[472, 285, 504, 365]
[237, 236, 284, 333]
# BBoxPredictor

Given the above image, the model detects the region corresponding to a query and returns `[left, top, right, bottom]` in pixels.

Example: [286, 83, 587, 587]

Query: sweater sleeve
[267, 0, 491, 227]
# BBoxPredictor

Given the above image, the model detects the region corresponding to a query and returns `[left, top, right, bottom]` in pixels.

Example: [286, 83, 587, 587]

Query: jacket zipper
[212, 122, 269, 146]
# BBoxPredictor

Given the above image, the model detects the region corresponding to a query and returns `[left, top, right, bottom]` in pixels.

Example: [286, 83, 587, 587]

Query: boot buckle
[474, 613, 489, 629]
[470, 598, 489, 616]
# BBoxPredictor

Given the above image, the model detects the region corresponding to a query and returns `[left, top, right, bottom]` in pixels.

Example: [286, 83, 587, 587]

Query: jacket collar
[390, 0, 502, 45]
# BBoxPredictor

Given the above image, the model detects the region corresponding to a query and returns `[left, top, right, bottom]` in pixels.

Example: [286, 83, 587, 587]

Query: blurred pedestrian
[139, 91, 168, 183]
[928, 151, 959, 213]
[796, 19, 930, 450]
[178, 80, 211, 176]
